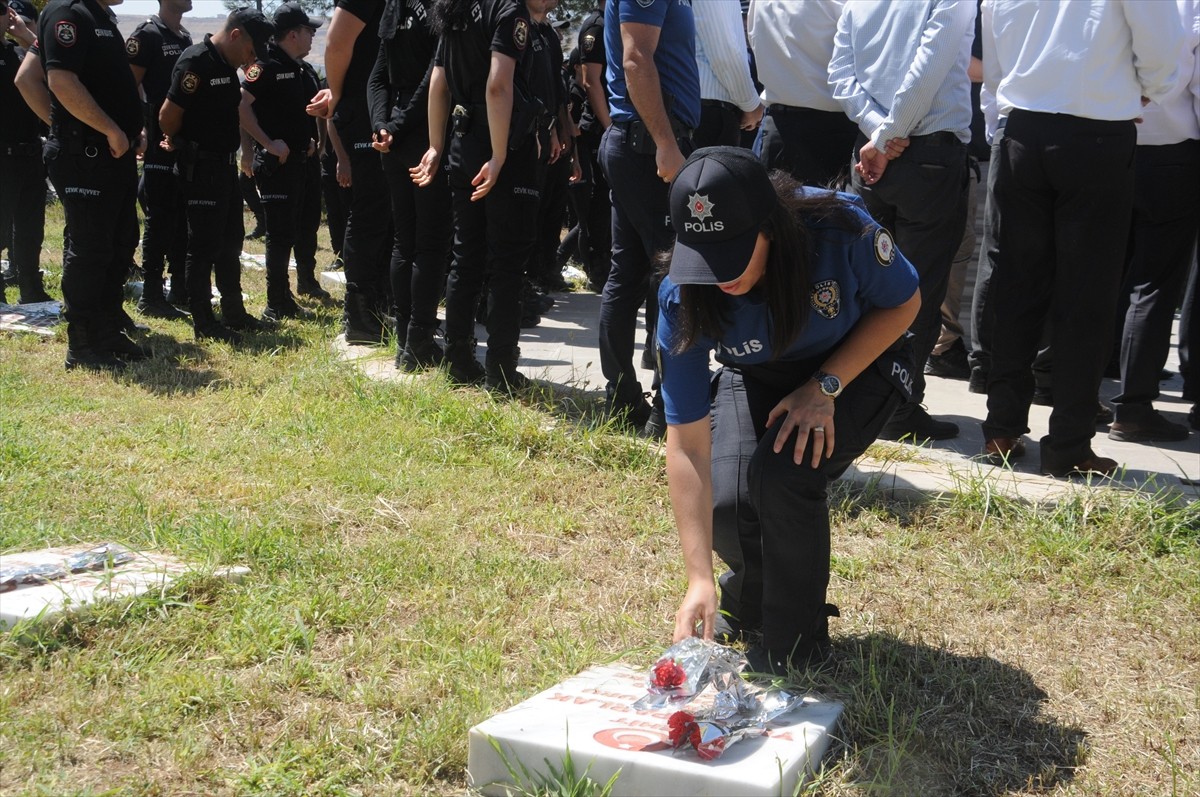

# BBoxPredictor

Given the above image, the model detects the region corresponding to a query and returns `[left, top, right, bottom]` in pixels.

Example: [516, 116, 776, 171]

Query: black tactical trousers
[179, 158, 246, 321]
[0, 142, 47, 300]
[256, 152, 320, 306]
[138, 149, 188, 294]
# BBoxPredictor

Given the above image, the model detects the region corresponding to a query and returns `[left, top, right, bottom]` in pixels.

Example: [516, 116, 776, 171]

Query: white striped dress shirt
[694, 0, 760, 112]
[747, 0, 845, 112]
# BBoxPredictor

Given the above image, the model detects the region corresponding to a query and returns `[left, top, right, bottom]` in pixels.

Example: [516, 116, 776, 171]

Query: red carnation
[667, 711, 695, 748]
[652, 658, 686, 688]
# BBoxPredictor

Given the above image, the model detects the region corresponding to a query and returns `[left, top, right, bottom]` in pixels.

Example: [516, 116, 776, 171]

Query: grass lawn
[0, 203, 1197, 796]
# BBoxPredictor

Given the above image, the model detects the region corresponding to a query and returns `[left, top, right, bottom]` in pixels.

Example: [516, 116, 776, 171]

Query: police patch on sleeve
[811, 280, 841, 319]
[874, 227, 895, 266]
[582, 33, 595, 54]
[246, 64, 262, 82]
[125, 37, 140, 57]
[181, 71, 199, 94]
[513, 18, 528, 49]
[54, 21, 77, 47]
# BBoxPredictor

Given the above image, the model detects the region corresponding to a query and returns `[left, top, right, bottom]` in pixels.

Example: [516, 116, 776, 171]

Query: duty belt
[613, 115, 694, 141]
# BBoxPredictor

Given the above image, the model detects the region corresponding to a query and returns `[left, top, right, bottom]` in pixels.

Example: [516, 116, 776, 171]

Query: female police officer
[659, 147, 920, 674]
[410, 0, 540, 393]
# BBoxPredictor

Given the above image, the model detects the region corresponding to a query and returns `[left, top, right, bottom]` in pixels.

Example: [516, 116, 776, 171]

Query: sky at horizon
[118, 0, 238, 17]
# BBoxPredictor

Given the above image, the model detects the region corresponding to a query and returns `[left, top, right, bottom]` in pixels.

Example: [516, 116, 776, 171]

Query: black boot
[485, 346, 529, 394]
[343, 291, 385, 345]
[137, 272, 189, 319]
[297, 273, 333, 302]
[444, 338, 486, 386]
[192, 303, 242, 344]
[64, 320, 125, 371]
[397, 322, 444, 372]
[222, 296, 273, 332]
[17, 266, 53, 305]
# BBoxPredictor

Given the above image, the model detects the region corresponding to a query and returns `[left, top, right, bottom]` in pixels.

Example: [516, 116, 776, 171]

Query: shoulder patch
[582, 33, 594, 54]
[874, 227, 895, 266]
[513, 17, 528, 49]
[54, 20, 77, 47]
[181, 71, 199, 94]
[246, 63, 263, 82]
[636, 0, 655, 8]
[125, 37, 140, 57]
[811, 279, 841, 320]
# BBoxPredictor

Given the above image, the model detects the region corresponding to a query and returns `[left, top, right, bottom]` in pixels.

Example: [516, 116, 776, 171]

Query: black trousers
[138, 150, 188, 295]
[559, 127, 611, 287]
[982, 110, 1136, 465]
[444, 123, 540, 359]
[239, 171, 264, 231]
[337, 122, 392, 302]
[320, 149, 350, 259]
[180, 159, 247, 322]
[1112, 139, 1200, 420]
[853, 132, 969, 405]
[256, 152, 321, 306]
[1182, 261, 1199, 403]
[532, 147, 571, 284]
[44, 139, 137, 333]
[597, 123, 692, 406]
[694, 101, 742, 149]
[754, 105, 858, 189]
[381, 127, 452, 332]
[0, 142, 47, 301]
[711, 360, 903, 655]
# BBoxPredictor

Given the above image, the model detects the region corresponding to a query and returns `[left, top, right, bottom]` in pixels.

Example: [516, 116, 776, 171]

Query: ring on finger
[813, 426, 825, 433]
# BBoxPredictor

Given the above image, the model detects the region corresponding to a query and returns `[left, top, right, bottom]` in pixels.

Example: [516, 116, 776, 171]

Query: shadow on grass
[108, 329, 308, 396]
[811, 633, 1085, 796]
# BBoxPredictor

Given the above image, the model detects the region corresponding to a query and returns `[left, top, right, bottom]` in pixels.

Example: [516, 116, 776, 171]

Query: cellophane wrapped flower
[635, 641, 807, 761]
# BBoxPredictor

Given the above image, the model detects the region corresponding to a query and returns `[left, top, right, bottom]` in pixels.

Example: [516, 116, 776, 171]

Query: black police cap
[273, 2, 323, 33]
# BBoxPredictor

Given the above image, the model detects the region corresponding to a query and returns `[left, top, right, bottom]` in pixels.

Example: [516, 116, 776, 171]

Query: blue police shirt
[604, 0, 700, 129]
[657, 191, 920, 425]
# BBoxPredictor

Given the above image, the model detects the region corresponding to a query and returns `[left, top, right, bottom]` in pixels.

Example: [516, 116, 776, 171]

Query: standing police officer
[368, 0, 451, 371]
[0, 0, 52, 306]
[411, 0, 539, 393]
[126, 0, 192, 319]
[598, 0, 699, 432]
[159, 8, 275, 343]
[306, 0, 392, 345]
[239, 2, 323, 322]
[37, 0, 148, 369]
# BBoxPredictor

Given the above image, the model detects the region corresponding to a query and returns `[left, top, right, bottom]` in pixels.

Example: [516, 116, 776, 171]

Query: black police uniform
[316, 74, 349, 265]
[242, 43, 323, 314]
[168, 34, 258, 336]
[38, 0, 144, 366]
[0, 36, 50, 305]
[528, 20, 569, 294]
[331, 0, 393, 342]
[367, 0, 451, 368]
[569, 8, 611, 289]
[437, 0, 540, 389]
[126, 14, 192, 313]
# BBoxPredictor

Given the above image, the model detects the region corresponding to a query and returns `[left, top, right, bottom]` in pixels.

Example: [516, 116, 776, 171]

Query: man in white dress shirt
[692, 0, 761, 148]
[979, 0, 1183, 476]
[747, 0, 856, 186]
[829, 0, 976, 443]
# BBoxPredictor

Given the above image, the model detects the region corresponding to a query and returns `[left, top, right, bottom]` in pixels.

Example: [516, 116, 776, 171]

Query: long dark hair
[663, 171, 868, 358]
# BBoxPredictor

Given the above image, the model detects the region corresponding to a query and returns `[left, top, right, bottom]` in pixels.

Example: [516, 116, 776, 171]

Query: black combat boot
[191, 303, 242, 344]
[343, 291, 385, 345]
[64, 320, 125, 371]
[443, 338, 486, 386]
[398, 322, 444, 372]
[16, 266, 53, 305]
[137, 271, 188, 319]
[484, 346, 529, 394]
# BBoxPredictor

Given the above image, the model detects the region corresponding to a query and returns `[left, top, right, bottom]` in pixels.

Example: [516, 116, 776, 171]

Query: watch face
[819, 374, 841, 396]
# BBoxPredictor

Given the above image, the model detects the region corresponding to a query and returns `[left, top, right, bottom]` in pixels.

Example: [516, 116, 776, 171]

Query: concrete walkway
[326, 279, 1199, 506]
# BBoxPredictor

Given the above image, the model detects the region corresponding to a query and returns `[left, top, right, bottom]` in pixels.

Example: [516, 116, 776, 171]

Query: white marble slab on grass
[0, 544, 249, 630]
[0, 301, 61, 336]
[468, 663, 842, 797]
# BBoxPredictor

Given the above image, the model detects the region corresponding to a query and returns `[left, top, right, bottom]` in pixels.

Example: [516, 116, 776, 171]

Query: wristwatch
[812, 371, 843, 398]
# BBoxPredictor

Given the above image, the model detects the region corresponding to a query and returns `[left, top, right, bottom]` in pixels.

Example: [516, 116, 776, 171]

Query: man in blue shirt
[829, 0, 974, 442]
[597, 0, 699, 437]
